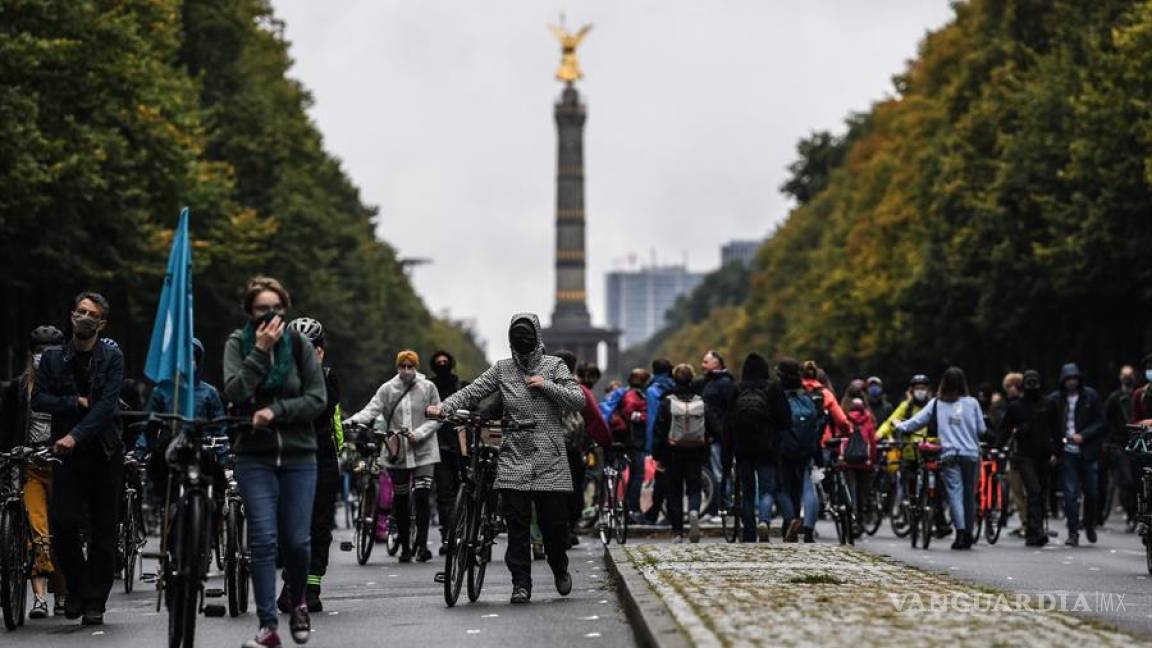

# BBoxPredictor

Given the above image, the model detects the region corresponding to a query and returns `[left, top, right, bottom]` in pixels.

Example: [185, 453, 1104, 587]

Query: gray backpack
[669, 395, 707, 447]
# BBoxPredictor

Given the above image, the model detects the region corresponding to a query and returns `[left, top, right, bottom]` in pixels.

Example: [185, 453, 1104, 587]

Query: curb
[603, 546, 691, 648]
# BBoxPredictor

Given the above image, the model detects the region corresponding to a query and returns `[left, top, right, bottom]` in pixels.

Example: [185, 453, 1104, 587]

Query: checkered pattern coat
[439, 313, 584, 492]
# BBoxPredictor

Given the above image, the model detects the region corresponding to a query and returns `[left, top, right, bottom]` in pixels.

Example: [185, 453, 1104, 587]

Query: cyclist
[641, 359, 676, 525]
[276, 317, 342, 613]
[427, 313, 584, 605]
[429, 350, 463, 555]
[995, 370, 1059, 546]
[835, 398, 877, 534]
[788, 361, 849, 543]
[896, 367, 986, 550]
[606, 368, 649, 523]
[877, 374, 935, 530]
[223, 276, 326, 648]
[0, 325, 66, 618]
[653, 363, 713, 543]
[345, 350, 441, 563]
[31, 292, 124, 625]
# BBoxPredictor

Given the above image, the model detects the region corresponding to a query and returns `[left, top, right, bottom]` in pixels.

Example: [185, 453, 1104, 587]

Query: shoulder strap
[385, 381, 417, 431]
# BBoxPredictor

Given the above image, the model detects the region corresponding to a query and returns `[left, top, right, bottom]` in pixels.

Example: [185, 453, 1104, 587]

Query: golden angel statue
[548, 21, 593, 83]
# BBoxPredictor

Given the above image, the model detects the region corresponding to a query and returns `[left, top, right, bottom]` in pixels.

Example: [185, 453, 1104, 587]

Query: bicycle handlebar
[439, 409, 536, 431]
[0, 446, 62, 465]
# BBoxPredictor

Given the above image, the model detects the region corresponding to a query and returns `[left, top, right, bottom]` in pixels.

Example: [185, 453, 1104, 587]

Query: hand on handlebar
[54, 435, 76, 455]
[425, 405, 442, 419]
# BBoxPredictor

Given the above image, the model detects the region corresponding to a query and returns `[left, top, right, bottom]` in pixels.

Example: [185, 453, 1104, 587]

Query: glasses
[72, 308, 103, 319]
[251, 303, 284, 316]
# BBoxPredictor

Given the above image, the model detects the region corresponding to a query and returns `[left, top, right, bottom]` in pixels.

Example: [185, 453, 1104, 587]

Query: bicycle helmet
[909, 374, 931, 387]
[29, 325, 64, 351]
[288, 317, 325, 346]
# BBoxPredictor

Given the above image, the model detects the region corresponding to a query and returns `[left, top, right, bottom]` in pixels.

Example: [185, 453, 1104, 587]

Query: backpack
[561, 410, 587, 451]
[843, 424, 870, 464]
[732, 384, 775, 453]
[782, 389, 823, 458]
[669, 395, 707, 447]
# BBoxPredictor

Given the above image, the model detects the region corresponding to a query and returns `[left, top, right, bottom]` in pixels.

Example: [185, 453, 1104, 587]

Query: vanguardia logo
[887, 591, 1128, 614]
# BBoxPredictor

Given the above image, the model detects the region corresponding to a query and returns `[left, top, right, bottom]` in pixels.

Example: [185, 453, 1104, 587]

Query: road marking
[581, 615, 599, 620]
[585, 632, 602, 638]
[92, 631, 105, 636]
[366, 581, 376, 585]
[467, 629, 481, 634]
[1089, 567, 1100, 571]
[482, 614, 499, 618]
[599, 600, 609, 604]
[328, 611, 340, 616]
[1006, 576, 1014, 580]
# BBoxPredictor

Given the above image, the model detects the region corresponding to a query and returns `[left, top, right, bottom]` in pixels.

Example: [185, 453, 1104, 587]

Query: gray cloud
[271, 0, 954, 359]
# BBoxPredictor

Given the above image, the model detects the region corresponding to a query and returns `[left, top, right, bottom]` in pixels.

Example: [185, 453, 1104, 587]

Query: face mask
[912, 388, 929, 403]
[1024, 382, 1040, 394]
[1122, 377, 1135, 388]
[868, 385, 882, 399]
[433, 363, 452, 377]
[509, 323, 536, 355]
[32, 352, 42, 369]
[71, 313, 102, 340]
[398, 367, 417, 383]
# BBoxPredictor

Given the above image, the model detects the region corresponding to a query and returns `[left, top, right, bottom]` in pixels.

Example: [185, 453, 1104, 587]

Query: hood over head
[508, 313, 545, 372]
[1059, 363, 1082, 388]
[741, 353, 772, 383]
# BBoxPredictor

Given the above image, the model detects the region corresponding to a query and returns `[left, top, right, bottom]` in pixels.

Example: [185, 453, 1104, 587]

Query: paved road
[4, 529, 637, 647]
[843, 517, 1152, 637]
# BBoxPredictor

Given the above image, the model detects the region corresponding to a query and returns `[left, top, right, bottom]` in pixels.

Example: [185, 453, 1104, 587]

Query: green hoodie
[222, 328, 327, 462]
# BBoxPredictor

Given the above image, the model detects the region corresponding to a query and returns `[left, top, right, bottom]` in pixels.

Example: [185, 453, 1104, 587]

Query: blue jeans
[1062, 452, 1099, 535]
[709, 441, 732, 514]
[626, 449, 646, 514]
[236, 457, 317, 628]
[737, 457, 776, 540]
[802, 460, 818, 528]
[941, 455, 978, 532]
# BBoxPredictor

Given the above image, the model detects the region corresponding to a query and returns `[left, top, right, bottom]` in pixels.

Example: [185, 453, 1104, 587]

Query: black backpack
[733, 384, 775, 453]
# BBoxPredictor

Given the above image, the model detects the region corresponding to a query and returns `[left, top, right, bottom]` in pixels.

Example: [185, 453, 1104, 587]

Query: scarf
[240, 322, 293, 393]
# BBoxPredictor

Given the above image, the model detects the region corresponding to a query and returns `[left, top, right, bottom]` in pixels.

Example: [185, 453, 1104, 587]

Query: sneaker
[81, 610, 104, 625]
[277, 584, 293, 614]
[784, 518, 802, 543]
[63, 596, 84, 620]
[1085, 525, 1097, 544]
[554, 571, 572, 596]
[671, 534, 685, 544]
[950, 536, 965, 550]
[688, 511, 701, 543]
[802, 527, 815, 544]
[415, 546, 433, 563]
[289, 604, 311, 645]
[1065, 532, 1079, 547]
[243, 626, 282, 648]
[398, 546, 413, 563]
[757, 522, 771, 543]
[29, 596, 48, 619]
[305, 585, 322, 613]
[53, 594, 66, 616]
[510, 585, 531, 604]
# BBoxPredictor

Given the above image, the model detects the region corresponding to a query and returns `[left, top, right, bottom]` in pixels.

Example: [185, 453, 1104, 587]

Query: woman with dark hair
[223, 276, 327, 647]
[895, 366, 986, 549]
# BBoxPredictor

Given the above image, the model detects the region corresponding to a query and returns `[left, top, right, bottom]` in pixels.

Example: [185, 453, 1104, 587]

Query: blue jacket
[31, 339, 124, 459]
[599, 386, 626, 430]
[137, 378, 226, 455]
[645, 374, 675, 454]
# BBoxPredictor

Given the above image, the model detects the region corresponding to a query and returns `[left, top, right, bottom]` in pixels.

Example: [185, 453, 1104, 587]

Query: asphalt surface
[3, 528, 637, 647]
[843, 516, 1152, 638]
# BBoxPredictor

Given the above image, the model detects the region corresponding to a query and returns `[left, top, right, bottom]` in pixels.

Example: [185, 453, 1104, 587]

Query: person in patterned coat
[427, 313, 585, 604]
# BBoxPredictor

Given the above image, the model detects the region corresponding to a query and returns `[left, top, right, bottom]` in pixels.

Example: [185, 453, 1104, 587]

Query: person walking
[346, 350, 441, 563]
[223, 277, 327, 647]
[895, 367, 986, 550]
[642, 360, 675, 525]
[728, 353, 791, 542]
[429, 350, 463, 555]
[788, 361, 849, 543]
[427, 313, 584, 604]
[996, 370, 1060, 546]
[653, 364, 713, 543]
[31, 293, 124, 625]
[1102, 364, 1137, 529]
[696, 350, 736, 520]
[1048, 363, 1104, 546]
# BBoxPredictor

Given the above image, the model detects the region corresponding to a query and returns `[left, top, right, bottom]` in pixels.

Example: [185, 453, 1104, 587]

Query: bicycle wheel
[597, 475, 615, 546]
[840, 479, 856, 546]
[908, 499, 920, 549]
[124, 490, 138, 594]
[864, 474, 883, 536]
[920, 493, 935, 551]
[386, 512, 402, 557]
[444, 488, 471, 607]
[168, 494, 207, 648]
[467, 496, 490, 602]
[971, 509, 984, 546]
[224, 503, 248, 618]
[355, 477, 378, 565]
[0, 506, 26, 631]
[614, 473, 629, 545]
[986, 475, 1005, 544]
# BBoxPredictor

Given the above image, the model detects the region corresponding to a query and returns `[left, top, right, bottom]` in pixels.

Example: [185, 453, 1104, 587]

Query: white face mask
[32, 352, 42, 368]
[398, 367, 417, 383]
[913, 388, 929, 403]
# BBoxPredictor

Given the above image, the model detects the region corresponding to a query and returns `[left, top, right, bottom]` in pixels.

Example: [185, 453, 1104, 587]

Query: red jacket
[611, 388, 648, 449]
[581, 385, 611, 447]
[803, 378, 851, 441]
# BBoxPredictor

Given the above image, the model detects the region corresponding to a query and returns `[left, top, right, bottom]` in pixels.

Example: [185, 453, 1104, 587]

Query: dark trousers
[566, 447, 586, 528]
[435, 451, 462, 541]
[1100, 443, 1136, 525]
[51, 452, 123, 614]
[308, 457, 340, 582]
[389, 464, 434, 552]
[1062, 452, 1098, 535]
[776, 455, 808, 522]
[626, 448, 645, 513]
[502, 490, 569, 589]
[738, 456, 776, 541]
[645, 467, 668, 522]
[665, 448, 706, 534]
[1015, 456, 1048, 541]
[844, 469, 874, 528]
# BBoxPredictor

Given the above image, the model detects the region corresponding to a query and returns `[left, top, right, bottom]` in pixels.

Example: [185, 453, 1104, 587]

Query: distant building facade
[606, 266, 706, 349]
[721, 239, 762, 268]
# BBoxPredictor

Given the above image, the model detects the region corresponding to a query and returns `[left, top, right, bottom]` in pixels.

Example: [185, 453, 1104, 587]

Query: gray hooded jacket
[347, 372, 442, 469]
[439, 313, 584, 491]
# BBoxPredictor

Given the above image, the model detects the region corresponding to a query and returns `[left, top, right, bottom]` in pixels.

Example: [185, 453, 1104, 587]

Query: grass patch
[787, 574, 845, 585]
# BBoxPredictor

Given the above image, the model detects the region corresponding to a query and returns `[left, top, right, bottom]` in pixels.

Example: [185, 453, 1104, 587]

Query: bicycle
[344, 421, 385, 565]
[598, 444, 630, 546]
[908, 440, 946, 550]
[438, 410, 534, 607]
[127, 412, 235, 648]
[866, 440, 901, 537]
[814, 439, 855, 546]
[216, 445, 250, 618]
[720, 463, 741, 543]
[119, 452, 149, 594]
[0, 446, 59, 630]
[1125, 424, 1152, 575]
[971, 443, 1009, 545]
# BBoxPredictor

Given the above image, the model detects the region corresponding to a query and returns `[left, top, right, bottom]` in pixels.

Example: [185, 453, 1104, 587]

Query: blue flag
[144, 207, 195, 418]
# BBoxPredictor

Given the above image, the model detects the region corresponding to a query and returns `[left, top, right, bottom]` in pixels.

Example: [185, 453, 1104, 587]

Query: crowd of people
[3, 276, 1151, 647]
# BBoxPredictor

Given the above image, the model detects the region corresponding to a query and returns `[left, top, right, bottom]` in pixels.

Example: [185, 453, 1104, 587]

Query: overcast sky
[271, 0, 955, 359]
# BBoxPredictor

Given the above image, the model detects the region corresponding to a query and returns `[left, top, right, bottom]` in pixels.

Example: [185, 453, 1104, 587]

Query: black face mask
[433, 363, 452, 377]
[509, 322, 537, 355]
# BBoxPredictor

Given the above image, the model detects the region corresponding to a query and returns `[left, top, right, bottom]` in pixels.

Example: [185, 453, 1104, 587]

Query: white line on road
[482, 614, 499, 618]
[581, 615, 599, 620]
[585, 632, 602, 638]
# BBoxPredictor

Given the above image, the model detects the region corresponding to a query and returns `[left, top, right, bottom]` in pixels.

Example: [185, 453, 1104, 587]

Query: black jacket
[996, 394, 1060, 462]
[728, 378, 792, 459]
[652, 385, 714, 462]
[695, 370, 736, 446]
[30, 340, 124, 460]
[1104, 387, 1134, 446]
[1046, 385, 1105, 461]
